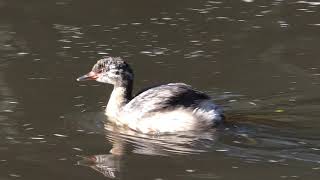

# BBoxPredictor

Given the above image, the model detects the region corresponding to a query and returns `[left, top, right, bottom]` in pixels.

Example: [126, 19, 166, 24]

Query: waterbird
[77, 57, 223, 134]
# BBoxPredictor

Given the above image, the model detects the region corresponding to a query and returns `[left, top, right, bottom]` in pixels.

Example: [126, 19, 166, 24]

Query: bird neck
[105, 80, 133, 118]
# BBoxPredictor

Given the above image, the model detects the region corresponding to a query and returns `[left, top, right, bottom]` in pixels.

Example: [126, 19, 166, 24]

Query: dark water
[1, 0, 320, 179]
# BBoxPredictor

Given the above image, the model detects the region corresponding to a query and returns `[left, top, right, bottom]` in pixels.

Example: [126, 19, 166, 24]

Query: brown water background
[1, 0, 320, 179]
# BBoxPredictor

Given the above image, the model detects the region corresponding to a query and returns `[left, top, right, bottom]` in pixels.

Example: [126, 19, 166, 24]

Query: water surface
[1, 0, 320, 179]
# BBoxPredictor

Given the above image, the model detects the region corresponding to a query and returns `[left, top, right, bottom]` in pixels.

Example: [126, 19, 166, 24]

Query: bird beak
[76, 71, 98, 81]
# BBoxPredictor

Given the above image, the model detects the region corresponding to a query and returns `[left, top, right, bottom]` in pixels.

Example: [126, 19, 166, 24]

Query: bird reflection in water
[77, 154, 121, 179]
[74, 114, 220, 179]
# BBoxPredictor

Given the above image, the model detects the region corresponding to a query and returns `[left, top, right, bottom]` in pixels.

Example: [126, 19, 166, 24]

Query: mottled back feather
[123, 83, 210, 115]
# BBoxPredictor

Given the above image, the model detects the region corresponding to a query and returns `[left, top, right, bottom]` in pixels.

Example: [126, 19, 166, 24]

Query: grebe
[77, 57, 223, 134]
